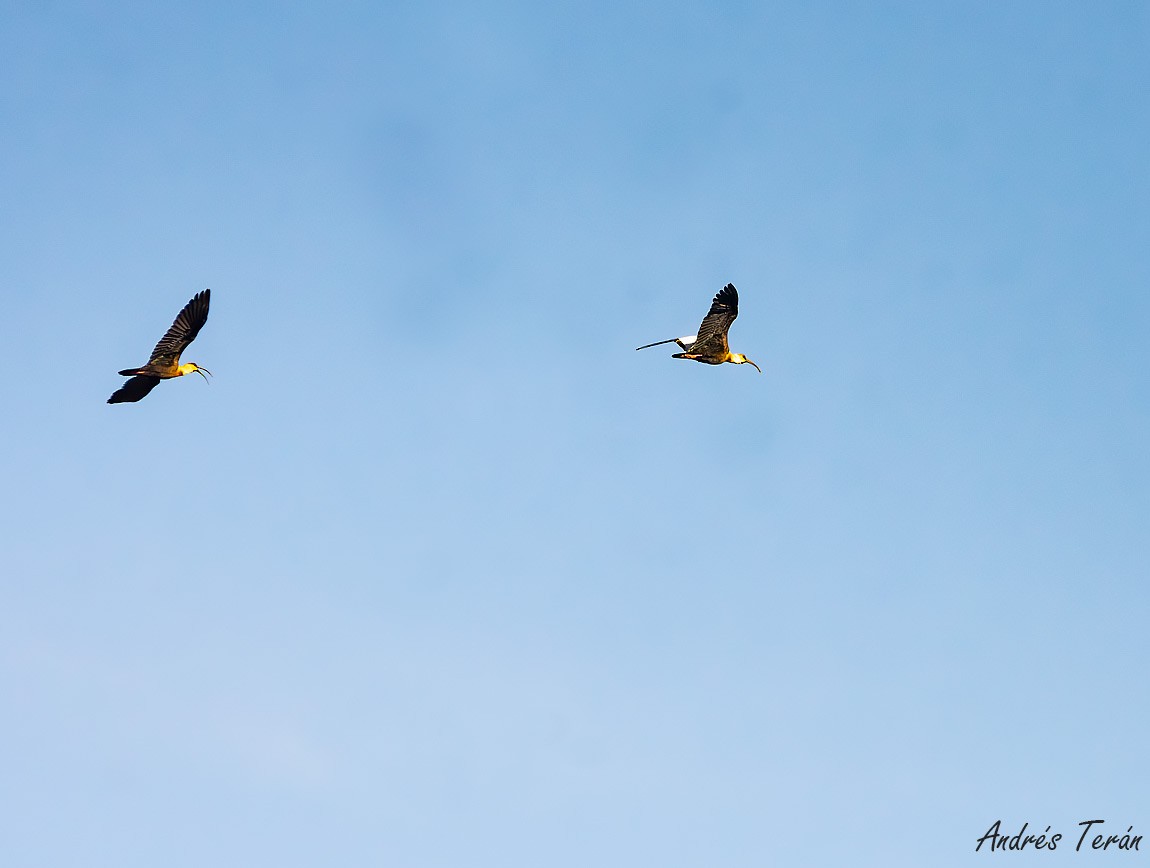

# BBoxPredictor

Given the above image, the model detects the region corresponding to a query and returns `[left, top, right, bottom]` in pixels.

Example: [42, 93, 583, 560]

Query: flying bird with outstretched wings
[636, 283, 760, 372]
[108, 289, 213, 404]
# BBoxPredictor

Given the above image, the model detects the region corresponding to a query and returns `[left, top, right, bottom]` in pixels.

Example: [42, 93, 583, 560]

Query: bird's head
[731, 353, 761, 373]
[178, 362, 213, 382]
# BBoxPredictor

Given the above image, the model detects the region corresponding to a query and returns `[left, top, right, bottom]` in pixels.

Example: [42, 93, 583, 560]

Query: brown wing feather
[107, 375, 161, 404]
[689, 283, 738, 357]
[147, 289, 210, 367]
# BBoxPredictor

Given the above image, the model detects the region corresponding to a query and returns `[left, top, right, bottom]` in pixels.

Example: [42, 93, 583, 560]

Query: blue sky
[2, 2, 1148, 865]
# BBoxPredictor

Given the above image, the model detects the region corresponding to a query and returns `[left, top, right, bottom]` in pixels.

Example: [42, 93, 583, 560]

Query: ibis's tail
[635, 338, 679, 351]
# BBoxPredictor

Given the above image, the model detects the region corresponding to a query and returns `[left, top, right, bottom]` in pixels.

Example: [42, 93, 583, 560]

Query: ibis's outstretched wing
[635, 337, 682, 351]
[147, 289, 210, 367]
[108, 375, 161, 404]
[689, 284, 738, 356]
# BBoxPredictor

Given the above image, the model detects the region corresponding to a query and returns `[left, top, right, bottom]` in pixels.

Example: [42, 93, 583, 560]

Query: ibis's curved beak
[747, 359, 762, 373]
[195, 367, 212, 382]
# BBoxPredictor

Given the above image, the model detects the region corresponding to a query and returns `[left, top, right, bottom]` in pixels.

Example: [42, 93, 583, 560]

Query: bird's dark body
[672, 353, 725, 365]
[117, 367, 173, 378]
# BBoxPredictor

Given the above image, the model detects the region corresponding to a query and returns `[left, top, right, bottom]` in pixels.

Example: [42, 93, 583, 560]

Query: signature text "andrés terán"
[976, 820, 1142, 853]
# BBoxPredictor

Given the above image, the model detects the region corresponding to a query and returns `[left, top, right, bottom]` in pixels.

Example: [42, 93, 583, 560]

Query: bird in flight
[108, 289, 212, 404]
[636, 283, 760, 372]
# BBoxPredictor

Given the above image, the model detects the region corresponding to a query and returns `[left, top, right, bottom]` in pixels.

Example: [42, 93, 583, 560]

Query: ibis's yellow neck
[729, 352, 761, 373]
[176, 363, 198, 376]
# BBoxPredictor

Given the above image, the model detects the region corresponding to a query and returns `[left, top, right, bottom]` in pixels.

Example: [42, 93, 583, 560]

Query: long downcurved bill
[747, 360, 761, 373]
[194, 367, 213, 382]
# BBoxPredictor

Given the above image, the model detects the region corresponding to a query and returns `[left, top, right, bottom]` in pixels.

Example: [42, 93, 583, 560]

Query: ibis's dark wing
[108, 375, 161, 404]
[690, 283, 738, 356]
[147, 289, 210, 367]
